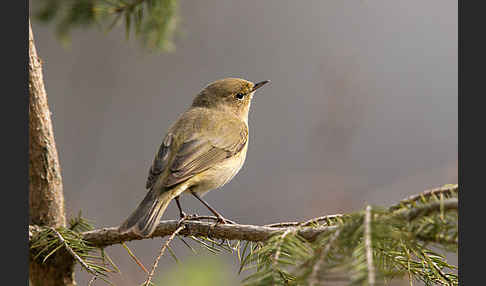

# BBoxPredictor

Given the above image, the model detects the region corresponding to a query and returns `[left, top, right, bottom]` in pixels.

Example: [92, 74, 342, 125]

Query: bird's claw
[179, 211, 187, 220]
[216, 216, 235, 225]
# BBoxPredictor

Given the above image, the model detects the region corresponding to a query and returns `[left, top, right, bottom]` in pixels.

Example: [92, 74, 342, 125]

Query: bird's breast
[189, 142, 249, 196]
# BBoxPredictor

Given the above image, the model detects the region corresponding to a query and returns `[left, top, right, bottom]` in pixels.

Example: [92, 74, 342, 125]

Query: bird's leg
[190, 191, 235, 224]
[175, 196, 186, 219]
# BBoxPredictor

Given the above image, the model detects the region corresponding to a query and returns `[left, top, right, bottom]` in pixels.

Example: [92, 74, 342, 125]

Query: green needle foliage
[239, 185, 458, 286]
[34, 0, 179, 51]
[30, 212, 119, 284]
[29, 185, 457, 286]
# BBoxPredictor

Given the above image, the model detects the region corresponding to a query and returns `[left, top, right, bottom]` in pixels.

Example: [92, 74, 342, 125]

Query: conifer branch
[265, 214, 346, 228]
[112, 0, 147, 13]
[29, 184, 458, 285]
[389, 184, 458, 211]
[238, 184, 458, 286]
[398, 198, 457, 221]
[34, 0, 179, 51]
[307, 228, 342, 286]
[51, 228, 97, 276]
[28, 185, 458, 248]
[272, 228, 295, 267]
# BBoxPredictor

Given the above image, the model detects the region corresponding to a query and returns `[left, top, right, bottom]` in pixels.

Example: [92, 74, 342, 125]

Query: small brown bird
[119, 78, 269, 237]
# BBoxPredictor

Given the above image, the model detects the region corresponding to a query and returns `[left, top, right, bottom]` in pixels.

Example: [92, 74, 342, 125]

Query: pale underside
[146, 107, 249, 198]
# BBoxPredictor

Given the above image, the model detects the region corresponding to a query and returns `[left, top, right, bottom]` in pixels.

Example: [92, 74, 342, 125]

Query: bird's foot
[186, 213, 199, 219]
[179, 211, 187, 220]
[205, 216, 235, 238]
[215, 215, 236, 225]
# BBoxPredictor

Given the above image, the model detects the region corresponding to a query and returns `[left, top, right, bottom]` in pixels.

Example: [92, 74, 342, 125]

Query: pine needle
[121, 242, 149, 274]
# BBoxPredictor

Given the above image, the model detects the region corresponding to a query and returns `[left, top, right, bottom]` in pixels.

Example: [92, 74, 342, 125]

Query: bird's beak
[252, 80, 270, 92]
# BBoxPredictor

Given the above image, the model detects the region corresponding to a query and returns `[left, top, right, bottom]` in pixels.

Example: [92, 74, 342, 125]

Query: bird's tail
[118, 187, 181, 237]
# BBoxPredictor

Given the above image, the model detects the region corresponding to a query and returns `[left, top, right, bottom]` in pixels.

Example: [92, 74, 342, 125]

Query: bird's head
[192, 78, 269, 121]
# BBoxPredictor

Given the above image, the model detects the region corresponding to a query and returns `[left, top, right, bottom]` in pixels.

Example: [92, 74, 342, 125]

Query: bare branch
[144, 225, 186, 286]
[80, 219, 338, 248]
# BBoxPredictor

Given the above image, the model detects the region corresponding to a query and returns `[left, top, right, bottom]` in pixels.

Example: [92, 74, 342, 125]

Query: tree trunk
[29, 20, 76, 286]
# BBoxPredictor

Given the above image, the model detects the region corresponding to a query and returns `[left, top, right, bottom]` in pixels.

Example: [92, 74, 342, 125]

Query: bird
[118, 78, 270, 237]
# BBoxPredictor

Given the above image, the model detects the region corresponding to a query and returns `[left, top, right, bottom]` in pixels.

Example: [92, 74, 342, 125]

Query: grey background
[31, 0, 457, 285]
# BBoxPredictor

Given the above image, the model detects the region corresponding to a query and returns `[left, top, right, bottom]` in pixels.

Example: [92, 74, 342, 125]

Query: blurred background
[31, 0, 457, 285]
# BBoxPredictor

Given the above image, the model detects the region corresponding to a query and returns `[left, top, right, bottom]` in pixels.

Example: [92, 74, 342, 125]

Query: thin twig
[415, 248, 453, 284]
[121, 242, 149, 274]
[51, 228, 97, 275]
[401, 241, 413, 286]
[364, 205, 376, 286]
[143, 225, 186, 286]
[399, 198, 458, 221]
[265, 214, 345, 228]
[273, 228, 295, 266]
[389, 184, 458, 211]
[308, 228, 342, 286]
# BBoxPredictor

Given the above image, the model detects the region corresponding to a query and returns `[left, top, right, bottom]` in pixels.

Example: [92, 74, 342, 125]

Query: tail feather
[119, 187, 179, 237]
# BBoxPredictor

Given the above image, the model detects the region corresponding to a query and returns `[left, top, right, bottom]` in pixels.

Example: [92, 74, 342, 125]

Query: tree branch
[80, 220, 338, 248]
[27, 186, 457, 285]
[29, 20, 74, 286]
[398, 198, 458, 221]
[51, 228, 97, 276]
[28, 189, 458, 250]
[389, 184, 458, 211]
[29, 20, 66, 228]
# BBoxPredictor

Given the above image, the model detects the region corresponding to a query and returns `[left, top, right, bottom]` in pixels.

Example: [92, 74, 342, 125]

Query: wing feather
[145, 109, 248, 189]
[145, 133, 173, 189]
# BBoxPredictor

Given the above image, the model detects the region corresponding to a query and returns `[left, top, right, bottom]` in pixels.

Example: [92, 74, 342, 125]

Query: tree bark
[83, 220, 338, 248]
[29, 20, 75, 286]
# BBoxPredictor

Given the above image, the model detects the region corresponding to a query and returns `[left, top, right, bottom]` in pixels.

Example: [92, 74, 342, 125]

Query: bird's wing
[145, 113, 248, 189]
[145, 133, 173, 189]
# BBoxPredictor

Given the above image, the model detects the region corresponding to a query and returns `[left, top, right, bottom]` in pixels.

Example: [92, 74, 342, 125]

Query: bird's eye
[235, 93, 245, 100]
